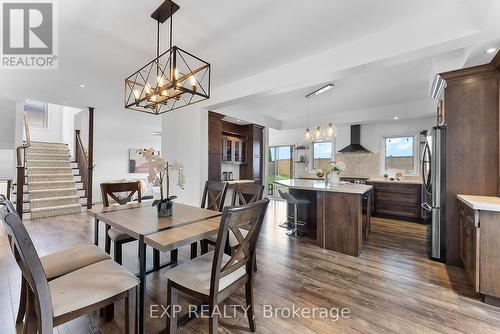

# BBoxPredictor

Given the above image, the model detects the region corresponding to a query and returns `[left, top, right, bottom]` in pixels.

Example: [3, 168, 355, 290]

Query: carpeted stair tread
[26, 153, 70, 161]
[31, 141, 68, 148]
[27, 167, 72, 175]
[26, 160, 71, 168]
[30, 204, 82, 219]
[29, 188, 79, 199]
[30, 195, 81, 209]
[27, 174, 74, 183]
[29, 181, 77, 191]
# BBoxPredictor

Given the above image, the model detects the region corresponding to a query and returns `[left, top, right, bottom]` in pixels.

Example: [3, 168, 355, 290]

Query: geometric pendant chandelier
[125, 0, 211, 115]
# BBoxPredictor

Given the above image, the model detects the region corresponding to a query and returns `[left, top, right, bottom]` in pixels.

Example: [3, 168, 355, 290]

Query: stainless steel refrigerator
[421, 126, 446, 262]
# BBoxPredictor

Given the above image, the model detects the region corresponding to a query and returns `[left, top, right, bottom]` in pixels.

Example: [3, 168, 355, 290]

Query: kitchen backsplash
[298, 152, 421, 181]
[221, 162, 240, 180]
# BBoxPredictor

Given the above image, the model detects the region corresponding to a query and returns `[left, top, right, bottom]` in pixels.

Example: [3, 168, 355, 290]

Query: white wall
[161, 107, 207, 206]
[29, 103, 64, 143]
[61, 106, 81, 158]
[92, 108, 161, 203]
[0, 100, 16, 150]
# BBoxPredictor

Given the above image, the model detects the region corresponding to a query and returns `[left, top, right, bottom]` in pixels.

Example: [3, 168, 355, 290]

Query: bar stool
[277, 189, 309, 236]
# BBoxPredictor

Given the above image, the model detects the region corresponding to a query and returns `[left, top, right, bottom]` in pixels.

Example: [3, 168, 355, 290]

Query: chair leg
[253, 254, 258, 273]
[190, 242, 197, 259]
[125, 287, 137, 334]
[245, 276, 256, 332]
[166, 281, 178, 334]
[104, 303, 114, 322]
[200, 239, 209, 255]
[153, 248, 160, 269]
[114, 241, 123, 265]
[16, 276, 27, 324]
[170, 249, 178, 263]
[104, 224, 111, 254]
[209, 303, 219, 334]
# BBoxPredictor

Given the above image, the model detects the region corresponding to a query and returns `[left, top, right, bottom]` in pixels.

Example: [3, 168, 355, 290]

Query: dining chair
[101, 181, 142, 264]
[165, 198, 270, 334]
[0, 196, 112, 325]
[201, 183, 264, 255]
[190, 181, 228, 259]
[0, 201, 139, 334]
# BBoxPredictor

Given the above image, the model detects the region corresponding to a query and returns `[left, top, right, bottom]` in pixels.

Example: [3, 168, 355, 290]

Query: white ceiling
[0, 0, 499, 129]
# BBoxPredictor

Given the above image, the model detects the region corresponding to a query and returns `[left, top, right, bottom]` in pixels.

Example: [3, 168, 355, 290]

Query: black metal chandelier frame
[124, 0, 211, 115]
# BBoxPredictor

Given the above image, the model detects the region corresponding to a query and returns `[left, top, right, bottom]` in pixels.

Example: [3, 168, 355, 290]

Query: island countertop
[274, 179, 373, 195]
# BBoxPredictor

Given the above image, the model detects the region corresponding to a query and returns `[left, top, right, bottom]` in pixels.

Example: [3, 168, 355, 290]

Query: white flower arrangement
[316, 161, 346, 178]
[138, 148, 185, 204]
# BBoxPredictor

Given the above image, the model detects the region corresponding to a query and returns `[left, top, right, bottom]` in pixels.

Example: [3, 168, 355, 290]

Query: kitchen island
[275, 179, 373, 257]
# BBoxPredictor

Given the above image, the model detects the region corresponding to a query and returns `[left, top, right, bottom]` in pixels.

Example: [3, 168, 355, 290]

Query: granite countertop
[457, 194, 500, 212]
[274, 179, 372, 195]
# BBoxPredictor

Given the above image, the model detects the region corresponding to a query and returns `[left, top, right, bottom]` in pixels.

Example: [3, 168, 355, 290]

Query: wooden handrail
[75, 129, 91, 209]
[16, 112, 30, 218]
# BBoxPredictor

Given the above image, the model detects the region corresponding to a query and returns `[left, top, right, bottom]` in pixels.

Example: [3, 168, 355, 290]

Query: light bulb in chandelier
[304, 128, 312, 142]
[189, 75, 197, 91]
[314, 126, 323, 141]
[324, 122, 337, 140]
[133, 89, 141, 100]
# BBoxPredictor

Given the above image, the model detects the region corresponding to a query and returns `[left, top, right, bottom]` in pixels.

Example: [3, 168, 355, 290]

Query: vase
[157, 202, 173, 217]
[328, 172, 340, 185]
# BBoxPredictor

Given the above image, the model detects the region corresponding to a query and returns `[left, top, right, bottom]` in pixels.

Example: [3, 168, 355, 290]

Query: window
[24, 99, 48, 128]
[382, 135, 416, 175]
[312, 141, 333, 170]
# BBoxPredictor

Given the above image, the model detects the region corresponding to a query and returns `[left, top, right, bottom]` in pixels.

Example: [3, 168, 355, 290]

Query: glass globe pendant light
[304, 97, 313, 142]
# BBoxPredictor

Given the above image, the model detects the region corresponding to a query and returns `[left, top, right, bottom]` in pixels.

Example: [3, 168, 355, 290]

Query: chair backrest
[201, 181, 228, 212]
[0, 199, 53, 331]
[100, 181, 142, 208]
[210, 198, 270, 295]
[231, 183, 264, 206]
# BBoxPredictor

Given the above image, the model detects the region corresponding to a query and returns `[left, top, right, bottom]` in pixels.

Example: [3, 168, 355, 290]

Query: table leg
[138, 235, 146, 334]
[190, 242, 197, 259]
[94, 218, 99, 246]
[171, 249, 178, 264]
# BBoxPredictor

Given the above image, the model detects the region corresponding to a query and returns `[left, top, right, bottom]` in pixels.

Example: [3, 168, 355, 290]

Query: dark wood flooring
[1, 200, 500, 333]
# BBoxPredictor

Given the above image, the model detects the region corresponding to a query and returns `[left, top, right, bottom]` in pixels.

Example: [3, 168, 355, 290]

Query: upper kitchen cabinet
[438, 51, 500, 266]
[207, 111, 264, 183]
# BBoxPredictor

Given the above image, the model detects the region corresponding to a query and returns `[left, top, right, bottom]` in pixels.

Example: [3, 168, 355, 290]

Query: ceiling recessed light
[79, 84, 86, 88]
[393, 116, 399, 120]
[486, 48, 497, 54]
[236, 119, 241, 123]
[60, 101, 68, 104]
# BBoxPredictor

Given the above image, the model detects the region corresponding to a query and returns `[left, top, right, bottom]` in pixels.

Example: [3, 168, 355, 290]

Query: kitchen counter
[274, 179, 372, 195]
[457, 194, 500, 212]
[368, 178, 422, 185]
[275, 178, 372, 257]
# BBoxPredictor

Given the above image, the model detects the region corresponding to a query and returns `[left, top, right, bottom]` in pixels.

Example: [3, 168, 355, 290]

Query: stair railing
[75, 129, 93, 209]
[16, 111, 31, 218]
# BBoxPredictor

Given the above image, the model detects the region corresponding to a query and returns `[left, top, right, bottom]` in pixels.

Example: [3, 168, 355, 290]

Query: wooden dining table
[88, 202, 222, 334]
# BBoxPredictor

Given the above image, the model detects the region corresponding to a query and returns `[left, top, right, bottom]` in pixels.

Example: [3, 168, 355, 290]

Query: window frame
[311, 141, 333, 170]
[380, 133, 418, 176]
[24, 100, 49, 128]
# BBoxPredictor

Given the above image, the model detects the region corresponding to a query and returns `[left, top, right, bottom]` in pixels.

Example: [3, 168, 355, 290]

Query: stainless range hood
[338, 125, 370, 153]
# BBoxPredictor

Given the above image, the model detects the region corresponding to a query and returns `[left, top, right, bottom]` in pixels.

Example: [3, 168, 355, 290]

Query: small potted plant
[383, 173, 389, 180]
[140, 148, 185, 217]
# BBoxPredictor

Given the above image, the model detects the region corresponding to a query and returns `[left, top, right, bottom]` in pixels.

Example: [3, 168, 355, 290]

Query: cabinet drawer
[375, 200, 420, 218]
[372, 183, 420, 195]
[375, 191, 420, 205]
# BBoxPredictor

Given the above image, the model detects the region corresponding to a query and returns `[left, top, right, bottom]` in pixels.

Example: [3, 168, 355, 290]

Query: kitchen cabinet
[457, 195, 500, 306]
[367, 181, 421, 220]
[458, 200, 479, 291]
[222, 136, 246, 164]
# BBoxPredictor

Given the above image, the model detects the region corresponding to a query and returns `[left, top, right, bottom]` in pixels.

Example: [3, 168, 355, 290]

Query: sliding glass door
[268, 146, 293, 195]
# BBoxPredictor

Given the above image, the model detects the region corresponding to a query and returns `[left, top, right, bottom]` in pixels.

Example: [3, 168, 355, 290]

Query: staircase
[18, 141, 86, 219]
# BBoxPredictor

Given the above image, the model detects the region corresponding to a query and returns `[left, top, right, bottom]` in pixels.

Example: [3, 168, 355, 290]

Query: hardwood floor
[1, 199, 500, 333]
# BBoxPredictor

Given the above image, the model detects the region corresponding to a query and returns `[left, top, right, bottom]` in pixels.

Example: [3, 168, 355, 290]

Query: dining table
[88, 202, 223, 334]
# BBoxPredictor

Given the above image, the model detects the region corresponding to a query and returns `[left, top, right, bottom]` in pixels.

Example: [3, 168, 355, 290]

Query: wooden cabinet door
[459, 202, 466, 266]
